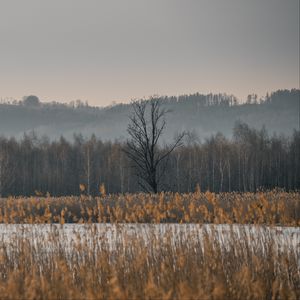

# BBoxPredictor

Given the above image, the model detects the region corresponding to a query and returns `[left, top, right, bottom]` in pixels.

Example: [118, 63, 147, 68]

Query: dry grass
[0, 191, 299, 299]
[0, 190, 299, 225]
[0, 224, 299, 300]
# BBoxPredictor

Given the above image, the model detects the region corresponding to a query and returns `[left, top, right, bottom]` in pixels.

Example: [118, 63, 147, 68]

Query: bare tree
[124, 98, 185, 193]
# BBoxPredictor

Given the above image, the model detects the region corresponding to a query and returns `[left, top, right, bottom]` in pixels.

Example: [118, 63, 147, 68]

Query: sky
[0, 0, 299, 106]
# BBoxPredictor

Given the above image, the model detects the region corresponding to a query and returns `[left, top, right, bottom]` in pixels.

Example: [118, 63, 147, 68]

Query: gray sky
[0, 0, 299, 105]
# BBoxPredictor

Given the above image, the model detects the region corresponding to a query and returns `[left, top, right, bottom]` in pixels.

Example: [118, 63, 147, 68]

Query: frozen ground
[0, 224, 299, 256]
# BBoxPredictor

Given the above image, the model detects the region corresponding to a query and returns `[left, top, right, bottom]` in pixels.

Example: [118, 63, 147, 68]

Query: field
[0, 191, 299, 225]
[0, 191, 299, 299]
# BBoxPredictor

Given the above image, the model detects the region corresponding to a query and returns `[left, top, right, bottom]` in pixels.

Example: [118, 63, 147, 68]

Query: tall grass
[0, 191, 299, 299]
[0, 224, 299, 300]
[0, 191, 299, 225]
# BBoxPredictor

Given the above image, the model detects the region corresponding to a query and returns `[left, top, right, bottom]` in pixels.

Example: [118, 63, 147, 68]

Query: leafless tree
[124, 98, 185, 193]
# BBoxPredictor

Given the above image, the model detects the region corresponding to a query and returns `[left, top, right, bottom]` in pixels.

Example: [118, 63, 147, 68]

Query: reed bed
[0, 224, 299, 300]
[0, 191, 299, 299]
[0, 191, 299, 225]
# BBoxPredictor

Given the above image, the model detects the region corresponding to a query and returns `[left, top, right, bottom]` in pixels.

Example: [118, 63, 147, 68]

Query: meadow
[0, 191, 299, 299]
[0, 190, 299, 225]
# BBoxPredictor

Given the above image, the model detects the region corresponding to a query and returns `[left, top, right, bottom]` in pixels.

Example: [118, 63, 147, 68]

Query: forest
[0, 89, 299, 196]
[0, 122, 299, 196]
[0, 89, 299, 141]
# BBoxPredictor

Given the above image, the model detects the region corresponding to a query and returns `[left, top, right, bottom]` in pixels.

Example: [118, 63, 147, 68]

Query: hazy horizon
[1, 0, 299, 106]
[1, 88, 299, 108]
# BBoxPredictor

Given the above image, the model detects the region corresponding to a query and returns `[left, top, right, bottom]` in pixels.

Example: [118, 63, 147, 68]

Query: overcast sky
[0, 0, 299, 105]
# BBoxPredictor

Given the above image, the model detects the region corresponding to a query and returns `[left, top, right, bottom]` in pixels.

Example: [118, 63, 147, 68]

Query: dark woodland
[0, 88, 299, 196]
[0, 123, 299, 196]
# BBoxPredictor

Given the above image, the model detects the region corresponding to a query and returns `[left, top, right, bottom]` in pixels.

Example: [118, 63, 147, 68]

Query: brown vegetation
[0, 224, 299, 300]
[0, 191, 299, 299]
[0, 190, 299, 225]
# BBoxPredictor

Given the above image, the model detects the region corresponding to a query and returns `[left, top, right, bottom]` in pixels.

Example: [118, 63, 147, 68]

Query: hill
[0, 89, 299, 141]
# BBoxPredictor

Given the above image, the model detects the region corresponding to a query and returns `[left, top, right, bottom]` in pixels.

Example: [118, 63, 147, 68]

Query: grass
[0, 190, 299, 225]
[0, 224, 299, 300]
[0, 190, 299, 299]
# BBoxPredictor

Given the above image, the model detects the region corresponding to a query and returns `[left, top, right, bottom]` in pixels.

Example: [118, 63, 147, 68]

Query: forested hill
[0, 89, 299, 141]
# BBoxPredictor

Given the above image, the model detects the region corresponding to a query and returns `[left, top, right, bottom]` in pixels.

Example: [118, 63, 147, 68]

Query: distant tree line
[0, 122, 299, 196]
[0, 89, 299, 141]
